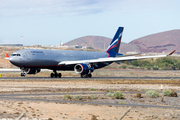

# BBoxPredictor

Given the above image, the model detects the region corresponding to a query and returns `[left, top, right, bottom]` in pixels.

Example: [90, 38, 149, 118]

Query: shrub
[153, 67, 159, 70]
[109, 90, 113, 93]
[121, 65, 127, 69]
[106, 93, 112, 97]
[136, 93, 142, 98]
[91, 115, 97, 120]
[147, 67, 151, 70]
[63, 94, 72, 99]
[89, 88, 96, 91]
[171, 90, 178, 97]
[113, 92, 124, 99]
[145, 89, 149, 92]
[163, 90, 178, 97]
[131, 57, 180, 70]
[75, 95, 82, 100]
[128, 67, 135, 69]
[137, 89, 141, 92]
[145, 90, 159, 98]
[129, 71, 134, 75]
[159, 68, 163, 70]
[119, 101, 126, 104]
[89, 95, 96, 99]
[163, 90, 172, 96]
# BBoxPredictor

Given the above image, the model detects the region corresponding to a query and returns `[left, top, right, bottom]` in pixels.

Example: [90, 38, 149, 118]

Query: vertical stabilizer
[106, 27, 124, 57]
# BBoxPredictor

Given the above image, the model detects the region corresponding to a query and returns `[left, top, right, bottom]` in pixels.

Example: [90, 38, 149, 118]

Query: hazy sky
[0, 0, 179, 45]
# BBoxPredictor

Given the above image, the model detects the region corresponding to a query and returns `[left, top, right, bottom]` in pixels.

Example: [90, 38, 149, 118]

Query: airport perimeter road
[1, 76, 180, 80]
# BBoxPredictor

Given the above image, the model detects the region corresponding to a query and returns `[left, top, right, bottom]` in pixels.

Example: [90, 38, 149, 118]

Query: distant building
[75, 45, 83, 49]
[82, 46, 87, 49]
[0, 43, 23, 46]
[68, 45, 82, 49]
[31, 44, 42, 47]
[126, 52, 138, 54]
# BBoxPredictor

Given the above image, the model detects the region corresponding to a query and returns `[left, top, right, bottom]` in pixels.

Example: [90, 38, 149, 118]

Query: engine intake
[74, 63, 94, 74]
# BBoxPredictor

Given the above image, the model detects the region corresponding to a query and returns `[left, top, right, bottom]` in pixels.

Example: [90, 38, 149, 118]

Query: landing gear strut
[81, 73, 92, 78]
[50, 70, 61, 78]
[20, 68, 26, 77]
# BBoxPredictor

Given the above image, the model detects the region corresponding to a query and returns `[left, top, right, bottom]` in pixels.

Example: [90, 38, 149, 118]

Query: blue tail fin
[106, 27, 124, 57]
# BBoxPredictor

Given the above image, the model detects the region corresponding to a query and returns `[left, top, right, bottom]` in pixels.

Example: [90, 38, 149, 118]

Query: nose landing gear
[21, 72, 26, 77]
[20, 68, 26, 77]
[50, 70, 61, 78]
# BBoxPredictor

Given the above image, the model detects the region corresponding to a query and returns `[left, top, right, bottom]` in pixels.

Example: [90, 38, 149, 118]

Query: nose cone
[9, 57, 14, 64]
[9, 57, 19, 66]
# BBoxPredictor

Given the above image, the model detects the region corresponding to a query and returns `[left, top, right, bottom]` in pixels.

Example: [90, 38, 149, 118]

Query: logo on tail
[106, 27, 124, 57]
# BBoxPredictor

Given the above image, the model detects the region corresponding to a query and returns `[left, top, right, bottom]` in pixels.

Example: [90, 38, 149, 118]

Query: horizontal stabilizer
[5, 53, 9, 59]
[168, 50, 176, 56]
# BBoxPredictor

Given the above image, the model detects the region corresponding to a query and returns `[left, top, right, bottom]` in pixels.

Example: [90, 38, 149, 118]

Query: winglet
[168, 50, 176, 56]
[5, 53, 9, 59]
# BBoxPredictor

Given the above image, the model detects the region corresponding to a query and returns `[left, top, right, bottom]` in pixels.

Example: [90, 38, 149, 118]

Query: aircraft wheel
[81, 74, 85, 78]
[21, 73, 26, 77]
[50, 73, 54, 78]
[58, 73, 62, 78]
[81, 74, 88, 78]
[88, 74, 92, 78]
[55, 73, 58, 78]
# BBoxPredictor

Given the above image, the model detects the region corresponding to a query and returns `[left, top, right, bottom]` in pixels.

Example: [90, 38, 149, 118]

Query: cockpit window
[11, 54, 21, 56]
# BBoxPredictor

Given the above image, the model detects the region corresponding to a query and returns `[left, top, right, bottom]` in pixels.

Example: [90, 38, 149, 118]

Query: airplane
[6, 27, 175, 78]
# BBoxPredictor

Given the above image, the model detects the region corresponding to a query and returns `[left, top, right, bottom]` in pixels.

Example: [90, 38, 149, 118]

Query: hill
[65, 29, 180, 54]
[65, 36, 134, 52]
[129, 30, 180, 53]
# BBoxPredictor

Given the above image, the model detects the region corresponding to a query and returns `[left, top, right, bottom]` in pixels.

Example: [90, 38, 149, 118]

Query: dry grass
[0, 76, 180, 85]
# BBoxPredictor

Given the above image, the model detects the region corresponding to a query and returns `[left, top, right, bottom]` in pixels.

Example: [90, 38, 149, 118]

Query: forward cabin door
[50, 52, 54, 60]
[25, 51, 31, 60]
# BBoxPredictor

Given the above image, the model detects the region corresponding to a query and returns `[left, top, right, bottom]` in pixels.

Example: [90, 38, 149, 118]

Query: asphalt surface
[0, 92, 180, 109]
[1, 76, 180, 80]
[1, 69, 180, 80]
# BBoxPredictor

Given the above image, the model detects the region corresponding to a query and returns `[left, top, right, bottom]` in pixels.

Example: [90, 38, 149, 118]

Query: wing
[59, 50, 176, 65]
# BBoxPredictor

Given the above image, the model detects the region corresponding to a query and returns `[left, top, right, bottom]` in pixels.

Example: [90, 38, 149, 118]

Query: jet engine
[22, 68, 41, 74]
[74, 63, 94, 74]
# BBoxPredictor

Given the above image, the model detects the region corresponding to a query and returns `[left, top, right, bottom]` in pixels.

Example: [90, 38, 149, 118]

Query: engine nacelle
[74, 63, 94, 74]
[23, 68, 41, 74]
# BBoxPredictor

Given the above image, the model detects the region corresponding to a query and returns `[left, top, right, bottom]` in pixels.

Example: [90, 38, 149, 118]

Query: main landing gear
[50, 70, 61, 78]
[81, 73, 92, 78]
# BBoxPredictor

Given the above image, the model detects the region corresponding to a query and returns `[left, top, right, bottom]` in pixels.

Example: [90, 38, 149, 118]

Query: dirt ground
[0, 100, 179, 120]
[0, 78, 180, 120]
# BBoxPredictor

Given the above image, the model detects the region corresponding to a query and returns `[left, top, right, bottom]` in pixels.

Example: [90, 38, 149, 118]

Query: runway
[1, 68, 180, 80]
[1, 76, 180, 80]
[0, 92, 180, 109]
